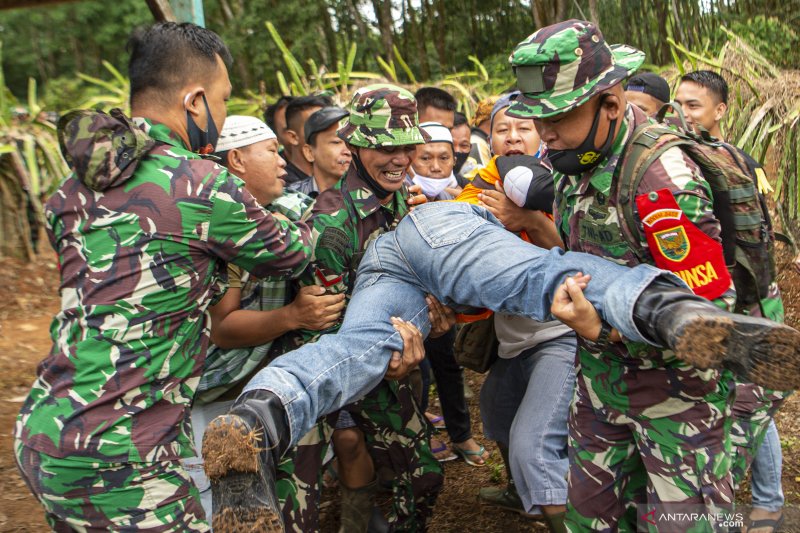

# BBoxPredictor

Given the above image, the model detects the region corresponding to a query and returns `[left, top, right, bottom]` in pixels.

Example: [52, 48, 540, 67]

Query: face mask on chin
[412, 171, 457, 197]
[546, 95, 617, 176]
[185, 93, 220, 155]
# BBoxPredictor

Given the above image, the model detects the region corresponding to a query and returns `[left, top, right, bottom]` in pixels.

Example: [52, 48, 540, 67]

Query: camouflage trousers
[278, 378, 443, 532]
[14, 439, 208, 532]
[565, 360, 735, 533]
[276, 412, 338, 531]
[729, 383, 788, 487]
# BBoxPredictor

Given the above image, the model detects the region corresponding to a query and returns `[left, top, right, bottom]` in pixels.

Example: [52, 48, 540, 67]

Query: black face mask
[186, 94, 219, 155]
[453, 151, 469, 174]
[547, 97, 617, 176]
[353, 153, 392, 200]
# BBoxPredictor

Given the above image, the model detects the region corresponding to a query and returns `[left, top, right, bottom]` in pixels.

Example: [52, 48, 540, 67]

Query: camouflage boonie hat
[507, 19, 645, 119]
[338, 83, 430, 148]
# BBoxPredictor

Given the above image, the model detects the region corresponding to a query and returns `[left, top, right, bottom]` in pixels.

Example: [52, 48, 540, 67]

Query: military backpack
[614, 103, 778, 317]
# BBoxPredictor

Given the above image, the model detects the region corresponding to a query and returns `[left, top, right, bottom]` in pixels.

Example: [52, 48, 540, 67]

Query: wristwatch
[588, 319, 614, 349]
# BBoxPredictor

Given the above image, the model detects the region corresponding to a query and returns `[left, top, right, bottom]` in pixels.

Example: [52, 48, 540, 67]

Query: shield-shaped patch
[653, 226, 690, 262]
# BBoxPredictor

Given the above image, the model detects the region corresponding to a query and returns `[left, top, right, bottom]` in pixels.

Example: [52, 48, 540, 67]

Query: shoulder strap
[615, 123, 693, 260]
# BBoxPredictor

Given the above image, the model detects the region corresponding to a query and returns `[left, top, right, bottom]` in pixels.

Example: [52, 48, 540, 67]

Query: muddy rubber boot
[338, 478, 380, 533]
[202, 389, 290, 533]
[632, 285, 800, 390]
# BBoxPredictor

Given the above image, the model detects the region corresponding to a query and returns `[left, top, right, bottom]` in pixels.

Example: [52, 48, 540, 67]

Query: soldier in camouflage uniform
[504, 20, 775, 532]
[178, 115, 345, 531]
[13, 23, 313, 531]
[202, 84, 800, 533]
[277, 84, 444, 531]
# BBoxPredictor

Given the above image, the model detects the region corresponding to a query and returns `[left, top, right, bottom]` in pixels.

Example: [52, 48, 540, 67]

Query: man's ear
[285, 129, 300, 147]
[227, 148, 246, 176]
[183, 87, 206, 119]
[302, 143, 315, 164]
[714, 102, 728, 122]
[602, 92, 623, 121]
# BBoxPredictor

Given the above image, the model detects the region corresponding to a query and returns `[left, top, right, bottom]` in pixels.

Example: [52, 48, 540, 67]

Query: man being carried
[202, 81, 800, 533]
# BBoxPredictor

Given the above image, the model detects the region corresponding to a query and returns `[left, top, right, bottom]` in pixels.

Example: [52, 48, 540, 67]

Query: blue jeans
[245, 202, 683, 446]
[481, 333, 577, 512]
[751, 419, 784, 512]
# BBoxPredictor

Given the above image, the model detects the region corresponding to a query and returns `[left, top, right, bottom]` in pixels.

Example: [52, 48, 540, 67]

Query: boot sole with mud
[202, 415, 283, 533]
[673, 314, 800, 390]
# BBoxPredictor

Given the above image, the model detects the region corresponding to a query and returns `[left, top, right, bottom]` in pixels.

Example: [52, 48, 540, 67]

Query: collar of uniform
[344, 165, 405, 220]
[132, 117, 192, 152]
[583, 104, 637, 195]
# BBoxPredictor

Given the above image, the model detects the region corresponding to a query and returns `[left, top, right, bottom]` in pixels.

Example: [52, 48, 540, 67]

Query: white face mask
[412, 172, 458, 197]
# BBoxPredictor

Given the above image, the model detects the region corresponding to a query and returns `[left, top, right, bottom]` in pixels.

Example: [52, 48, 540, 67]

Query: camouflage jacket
[196, 191, 314, 404]
[282, 162, 409, 347]
[15, 109, 312, 463]
[553, 104, 734, 399]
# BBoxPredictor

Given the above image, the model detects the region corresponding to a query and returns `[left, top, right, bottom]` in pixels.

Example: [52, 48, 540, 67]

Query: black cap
[625, 72, 670, 104]
[304, 106, 350, 144]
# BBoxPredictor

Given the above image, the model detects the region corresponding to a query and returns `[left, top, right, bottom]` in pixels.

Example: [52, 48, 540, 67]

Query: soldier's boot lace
[633, 285, 800, 390]
[202, 389, 289, 533]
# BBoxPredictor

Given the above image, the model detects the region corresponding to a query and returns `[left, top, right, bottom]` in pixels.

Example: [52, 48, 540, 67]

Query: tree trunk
[371, 0, 394, 60]
[346, 0, 370, 37]
[532, 0, 568, 28]
[433, 0, 447, 71]
[318, 0, 339, 67]
[588, 0, 599, 25]
[406, 0, 430, 79]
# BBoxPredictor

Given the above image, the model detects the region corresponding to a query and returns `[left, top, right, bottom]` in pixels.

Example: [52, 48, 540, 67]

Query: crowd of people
[12, 17, 800, 533]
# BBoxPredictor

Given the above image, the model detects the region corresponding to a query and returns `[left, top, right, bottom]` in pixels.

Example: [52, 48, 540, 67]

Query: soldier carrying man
[505, 19, 794, 531]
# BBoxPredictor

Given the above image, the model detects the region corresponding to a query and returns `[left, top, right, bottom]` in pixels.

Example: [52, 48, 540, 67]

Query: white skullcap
[215, 115, 276, 152]
[419, 121, 453, 144]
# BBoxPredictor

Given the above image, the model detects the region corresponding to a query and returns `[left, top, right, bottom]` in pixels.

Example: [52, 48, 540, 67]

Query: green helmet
[338, 83, 430, 148]
[506, 19, 645, 119]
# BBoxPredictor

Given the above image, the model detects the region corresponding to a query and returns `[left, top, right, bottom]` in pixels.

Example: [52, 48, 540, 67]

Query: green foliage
[725, 16, 800, 69]
[666, 27, 800, 232]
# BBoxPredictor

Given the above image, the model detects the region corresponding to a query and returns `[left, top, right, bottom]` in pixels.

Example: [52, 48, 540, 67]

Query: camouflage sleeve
[298, 208, 352, 295]
[641, 146, 735, 309]
[206, 171, 312, 279]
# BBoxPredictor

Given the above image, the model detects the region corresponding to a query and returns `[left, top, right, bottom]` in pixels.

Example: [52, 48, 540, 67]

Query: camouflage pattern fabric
[276, 163, 443, 531]
[338, 83, 430, 148]
[506, 20, 644, 119]
[729, 383, 786, 489]
[276, 413, 338, 532]
[196, 190, 314, 404]
[14, 441, 208, 532]
[15, 110, 311, 469]
[553, 104, 738, 532]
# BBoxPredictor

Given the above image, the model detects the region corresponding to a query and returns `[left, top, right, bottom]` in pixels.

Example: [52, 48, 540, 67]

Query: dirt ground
[0, 246, 799, 532]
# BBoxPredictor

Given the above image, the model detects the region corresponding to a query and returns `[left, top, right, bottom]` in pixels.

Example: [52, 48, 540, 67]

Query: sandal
[431, 439, 457, 462]
[425, 412, 446, 431]
[453, 444, 488, 467]
[745, 513, 784, 533]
